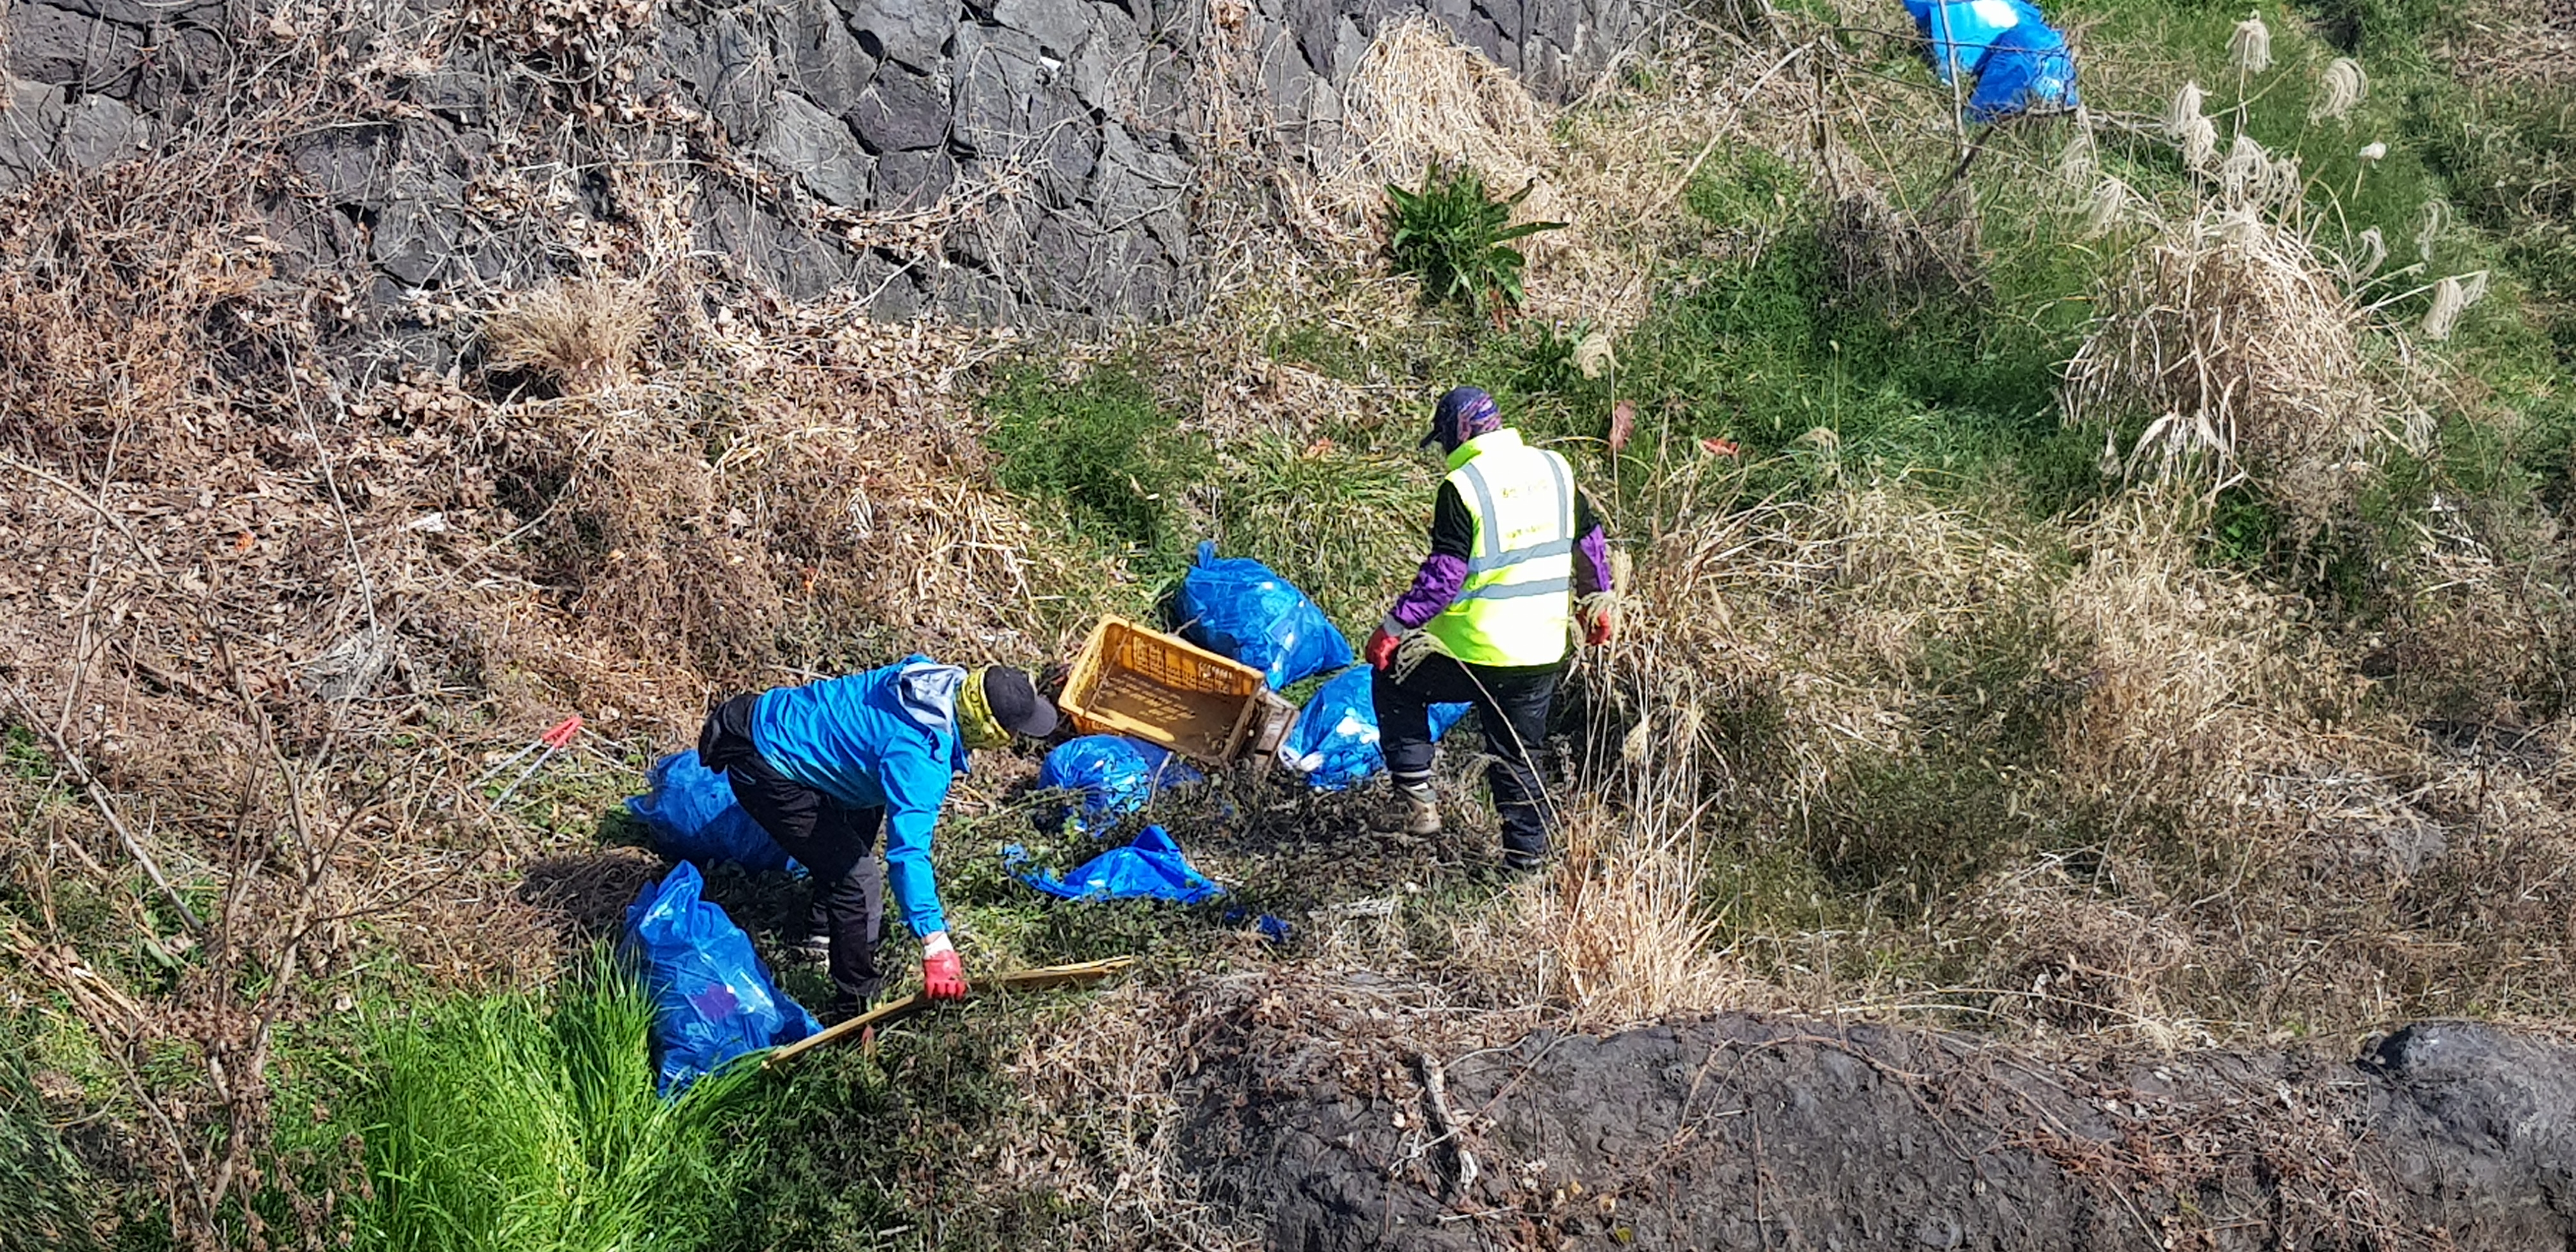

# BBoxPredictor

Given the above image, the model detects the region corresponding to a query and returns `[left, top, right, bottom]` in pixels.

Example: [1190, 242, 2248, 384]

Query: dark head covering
[981, 666, 1058, 737]
[1422, 386, 1503, 453]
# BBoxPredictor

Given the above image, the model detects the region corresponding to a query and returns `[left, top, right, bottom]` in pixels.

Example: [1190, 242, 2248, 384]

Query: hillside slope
[5, 0, 2576, 1248]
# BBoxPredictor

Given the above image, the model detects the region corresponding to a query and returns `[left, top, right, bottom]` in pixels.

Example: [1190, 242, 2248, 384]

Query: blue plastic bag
[1006, 825, 1227, 905]
[626, 750, 800, 875]
[1174, 540, 1354, 689]
[1965, 17, 2078, 122]
[1280, 665, 1470, 791]
[1036, 735, 1202, 834]
[1905, 0, 2075, 121]
[622, 862, 821, 1094]
[1905, 0, 2025, 81]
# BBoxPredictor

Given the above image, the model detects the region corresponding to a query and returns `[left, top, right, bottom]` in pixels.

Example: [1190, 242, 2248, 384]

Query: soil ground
[1183, 983, 2576, 1251]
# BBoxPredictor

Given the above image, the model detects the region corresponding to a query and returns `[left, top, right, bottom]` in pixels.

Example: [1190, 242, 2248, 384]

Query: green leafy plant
[1385, 162, 1563, 321]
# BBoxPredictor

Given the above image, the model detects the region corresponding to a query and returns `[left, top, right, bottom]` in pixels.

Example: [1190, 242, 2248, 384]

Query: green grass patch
[0, 1018, 97, 1252]
[340, 954, 760, 1252]
[981, 363, 1204, 586]
[707, 1007, 1068, 1251]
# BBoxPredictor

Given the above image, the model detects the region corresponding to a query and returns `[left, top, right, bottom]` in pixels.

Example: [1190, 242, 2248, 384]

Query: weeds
[981, 364, 1202, 581]
[1385, 162, 1563, 321]
[13, 0, 2576, 1246]
[0, 1022, 96, 1252]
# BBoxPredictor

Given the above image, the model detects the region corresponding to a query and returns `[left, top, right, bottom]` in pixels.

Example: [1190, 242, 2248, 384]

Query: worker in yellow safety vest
[1363, 386, 1614, 871]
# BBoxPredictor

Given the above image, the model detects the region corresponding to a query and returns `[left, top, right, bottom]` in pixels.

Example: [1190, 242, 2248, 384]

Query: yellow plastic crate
[1059, 616, 1297, 765]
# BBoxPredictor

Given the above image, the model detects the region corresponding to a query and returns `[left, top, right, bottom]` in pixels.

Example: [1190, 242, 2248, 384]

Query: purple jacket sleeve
[1385, 553, 1469, 632]
[1574, 490, 1611, 596]
[1382, 483, 1476, 632]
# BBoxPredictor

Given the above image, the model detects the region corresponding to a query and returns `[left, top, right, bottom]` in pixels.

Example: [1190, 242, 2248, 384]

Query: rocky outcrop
[1184, 1005, 2576, 1250]
[0, 0, 1653, 368]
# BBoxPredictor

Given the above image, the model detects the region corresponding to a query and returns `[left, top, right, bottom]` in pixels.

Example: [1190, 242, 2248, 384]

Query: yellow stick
[760, 956, 1138, 1070]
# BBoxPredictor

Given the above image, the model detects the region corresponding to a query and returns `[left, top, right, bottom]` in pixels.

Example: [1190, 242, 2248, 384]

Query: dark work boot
[1373, 779, 1443, 836]
[1498, 802, 1549, 874]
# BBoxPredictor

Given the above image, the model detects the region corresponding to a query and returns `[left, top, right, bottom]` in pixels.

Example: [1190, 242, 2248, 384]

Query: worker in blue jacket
[697, 657, 1057, 1020]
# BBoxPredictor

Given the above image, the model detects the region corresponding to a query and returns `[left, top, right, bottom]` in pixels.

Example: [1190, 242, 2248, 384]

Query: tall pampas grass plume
[2167, 82, 2218, 170]
[2230, 11, 2273, 74]
[2416, 199, 2451, 262]
[2085, 179, 2136, 238]
[2422, 271, 2490, 341]
[2220, 133, 2272, 206]
[2311, 57, 2367, 123]
[2166, 80, 2206, 139]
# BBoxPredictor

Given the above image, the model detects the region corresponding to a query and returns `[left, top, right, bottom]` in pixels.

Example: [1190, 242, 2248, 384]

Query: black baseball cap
[981, 666, 1059, 738]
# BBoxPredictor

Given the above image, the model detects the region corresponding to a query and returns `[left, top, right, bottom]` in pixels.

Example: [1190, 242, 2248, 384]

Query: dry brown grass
[0, 60, 1121, 1246]
[481, 280, 654, 395]
[1597, 473, 2049, 821]
[1456, 798, 1759, 1029]
[2046, 487, 2331, 819]
[2064, 206, 2388, 519]
[1284, 15, 1820, 331]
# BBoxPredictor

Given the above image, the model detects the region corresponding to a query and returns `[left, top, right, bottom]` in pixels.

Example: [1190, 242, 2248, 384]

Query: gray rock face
[850, 68, 949, 153]
[57, 92, 144, 168]
[4, 4, 146, 93]
[774, 0, 879, 116]
[704, 10, 779, 142]
[848, 0, 956, 71]
[760, 89, 877, 206]
[995, 0, 1094, 55]
[374, 194, 469, 287]
[291, 127, 397, 210]
[0, 77, 69, 192]
[36, 0, 224, 25]
[948, 22, 1045, 158]
[1069, 8, 1142, 112]
[0, 0, 1652, 347]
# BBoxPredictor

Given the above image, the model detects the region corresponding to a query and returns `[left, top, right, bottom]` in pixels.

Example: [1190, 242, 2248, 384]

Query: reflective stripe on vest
[1424, 431, 1576, 667]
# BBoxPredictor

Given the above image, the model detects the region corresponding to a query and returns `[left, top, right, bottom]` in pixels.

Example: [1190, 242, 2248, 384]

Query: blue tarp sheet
[626, 750, 801, 876]
[1036, 734, 1201, 834]
[621, 862, 820, 1094]
[1005, 824, 1227, 905]
[1280, 665, 1470, 791]
[1174, 541, 1353, 689]
[1966, 17, 2078, 123]
[1904, 0, 2078, 120]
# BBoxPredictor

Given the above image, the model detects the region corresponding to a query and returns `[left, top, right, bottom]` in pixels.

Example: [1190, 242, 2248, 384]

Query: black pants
[698, 694, 886, 1018]
[1373, 655, 1559, 862]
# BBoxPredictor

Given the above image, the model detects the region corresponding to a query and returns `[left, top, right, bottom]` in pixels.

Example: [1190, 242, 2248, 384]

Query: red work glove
[923, 949, 968, 1001]
[1585, 611, 1613, 647]
[1365, 626, 1400, 671]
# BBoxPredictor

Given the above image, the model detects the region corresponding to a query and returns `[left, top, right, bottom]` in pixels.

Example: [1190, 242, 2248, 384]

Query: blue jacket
[749, 656, 969, 938]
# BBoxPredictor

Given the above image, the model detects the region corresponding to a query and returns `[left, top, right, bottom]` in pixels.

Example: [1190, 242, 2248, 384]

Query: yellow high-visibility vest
[1423, 429, 1576, 668]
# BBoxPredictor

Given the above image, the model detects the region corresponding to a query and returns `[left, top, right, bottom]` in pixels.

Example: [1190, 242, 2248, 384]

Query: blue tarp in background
[1174, 541, 1354, 689]
[1036, 734, 1202, 834]
[621, 862, 820, 1094]
[1966, 16, 2078, 123]
[1280, 665, 1471, 791]
[1903, 0, 2078, 121]
[1005, 824, 1227, 905]
[626, 750, 801, 876]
